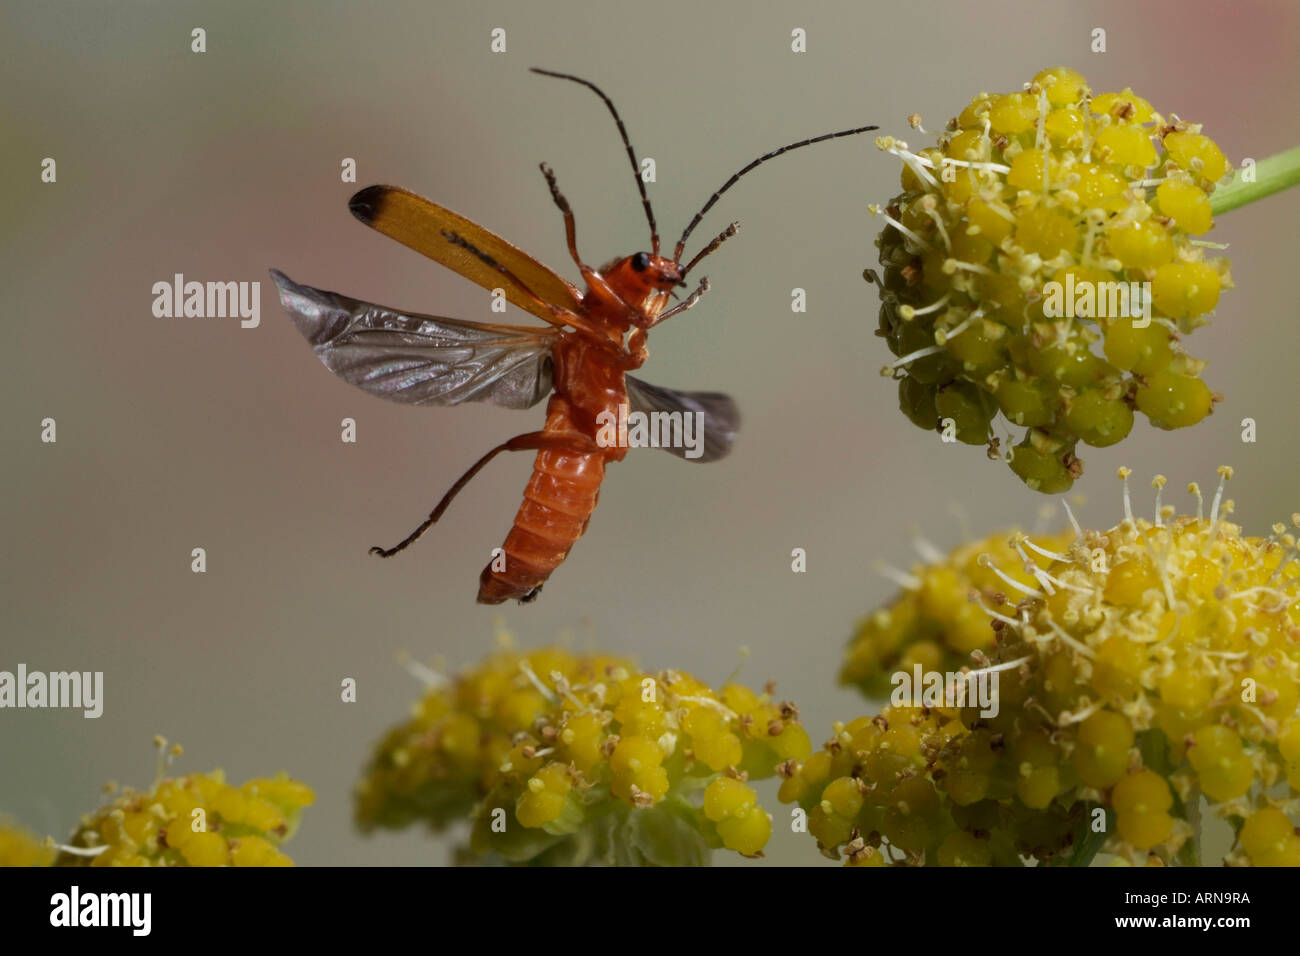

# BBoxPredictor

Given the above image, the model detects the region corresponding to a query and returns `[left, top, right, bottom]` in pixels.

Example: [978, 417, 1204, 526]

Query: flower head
[787, 468, 1300, 865]
[872, 67, 1233, 493]
[358, 639, 811, 864]
[0, 819, 55, 867]
[56, 742, 313, 867]
[842, 529, 1071, 696]
[470, 664, 810, 864]
[355, 644, 634, 833]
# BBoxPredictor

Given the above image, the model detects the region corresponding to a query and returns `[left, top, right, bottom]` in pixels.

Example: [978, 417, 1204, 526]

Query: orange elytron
[272, 69, 875, 603]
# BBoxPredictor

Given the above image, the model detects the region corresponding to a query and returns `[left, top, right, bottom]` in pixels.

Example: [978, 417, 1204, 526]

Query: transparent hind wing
[271, 269, 557, 409]
[624, 374, 740, 462]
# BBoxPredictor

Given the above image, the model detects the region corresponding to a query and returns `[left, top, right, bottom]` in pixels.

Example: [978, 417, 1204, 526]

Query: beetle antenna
[531, 68, 660, 255]
[673, 124, 878, 263]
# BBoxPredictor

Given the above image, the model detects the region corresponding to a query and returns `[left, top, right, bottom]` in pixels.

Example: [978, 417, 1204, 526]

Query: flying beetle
[271, 68, 875, 604]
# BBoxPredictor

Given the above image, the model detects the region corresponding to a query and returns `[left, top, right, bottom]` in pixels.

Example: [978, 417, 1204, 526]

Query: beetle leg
[537, 166, 640, 323]
[645, 276, 711, 327]
[539, 162, 586, 273]
[369, 430, 600, 558]
[536, 171, 648, 326]
[624, 327, 649, 369]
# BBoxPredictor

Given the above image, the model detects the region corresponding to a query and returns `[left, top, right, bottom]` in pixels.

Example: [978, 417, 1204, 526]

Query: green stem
[1063, 807, 1111, 867]
[1209, 145, 1300, 215]
[1174, 793, 1202, 867]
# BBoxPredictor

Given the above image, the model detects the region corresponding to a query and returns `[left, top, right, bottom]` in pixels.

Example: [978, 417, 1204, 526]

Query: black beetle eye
[631, 252, 650, 272]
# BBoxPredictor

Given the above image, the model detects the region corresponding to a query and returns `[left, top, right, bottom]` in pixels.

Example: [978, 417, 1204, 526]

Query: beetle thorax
[592, 252, 682, 329]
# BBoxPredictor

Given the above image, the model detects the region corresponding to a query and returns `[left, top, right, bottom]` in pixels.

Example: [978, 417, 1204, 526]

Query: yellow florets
[55, 767, 313, 867]
[788, 468, 1300, 865]
[354, 643, 633, 832]
[841, 530, 1072, 696]
[360, 637, 809, 865]
[516, 763, 572, 828]
[704, 776, 771, 857]
[0, 819, 55, 867]
[872, 67, 1233, 494]
[1239, 807, 1300, 866]
[471, 663, 809, 864]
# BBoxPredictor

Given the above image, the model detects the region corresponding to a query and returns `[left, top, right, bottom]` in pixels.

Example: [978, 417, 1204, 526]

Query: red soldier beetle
[272, 68, 875, 603]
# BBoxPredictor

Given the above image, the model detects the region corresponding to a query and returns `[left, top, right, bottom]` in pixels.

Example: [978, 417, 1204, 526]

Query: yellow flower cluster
[357, 642, 811, 864]
[872, 67, 1232, 493]
[472, 665, 810, 863]
[786, 469, 1300, 865]
[355, 646, 633, 833]
[56, 770, 314, 867]
[0, 819, 55, 867]
[842, 530, 1071, 696]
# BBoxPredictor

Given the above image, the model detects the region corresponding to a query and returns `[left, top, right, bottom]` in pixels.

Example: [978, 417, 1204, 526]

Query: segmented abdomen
[477, 397, 606, 604]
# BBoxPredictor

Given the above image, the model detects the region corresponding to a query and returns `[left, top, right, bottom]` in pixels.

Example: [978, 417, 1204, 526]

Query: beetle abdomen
[477, 398, 607, 604]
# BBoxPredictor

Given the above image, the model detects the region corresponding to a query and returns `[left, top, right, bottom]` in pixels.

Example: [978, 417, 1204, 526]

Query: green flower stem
[1209, 145, 1300, 215]
[1173, 794, 1202, 867]
[1063, 808, 1111, 867]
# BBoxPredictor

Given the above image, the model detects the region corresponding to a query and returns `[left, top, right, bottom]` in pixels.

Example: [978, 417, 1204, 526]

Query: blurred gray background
[3, 0, 1297, 866]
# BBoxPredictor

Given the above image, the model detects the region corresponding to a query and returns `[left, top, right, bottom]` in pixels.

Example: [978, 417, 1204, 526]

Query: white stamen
[884, 146, 941, 190]
[674, 694, 738, 721]
[945, 259, 994, 275]
[1209, 466, 1233, 529]
[957, 655, 1033, 681]
[397, 652, 449, 689]
[900, 294, 950, 319]
[881, 213, 934, 252]
[1047, 619, 1096, 658]
[971, 594, 1021, 627]
[940, 157, 1012, 175]
[982, 201, 1018, 224]
[912, 535, 945, 564]
[51, 843, 109, 857]
[1011, 538, 1057, 594]
[889, 344, 945, 369]
[922, 204, 953, 252]
[1056, 698, 1103, 727]
[1227, 587, 1293, 612]
[517, 661, 559, 704]
[1031, 565, 1094, 595]
[1061, 500, 1083, 539]
[1267, 555, 1297, 586]
[1034, 88, 1048, 153]
[1188, 482, 1205, 522]
[1020, 536, 1071, 563]
[877, 561, 922, 591]
[1237, 702, 1269, 725]
[938, 309, 981, 343]
[978, 553, 1044, 598]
